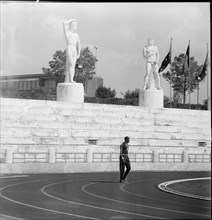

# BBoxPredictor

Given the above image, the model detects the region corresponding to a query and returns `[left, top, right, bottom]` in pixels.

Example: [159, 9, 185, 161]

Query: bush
[85, 96, 138, 106]
[95, 86, 116, 99]
[1, 87, 207, 110]
[1, 88, 56, 101]
[164, 101, 207, 110]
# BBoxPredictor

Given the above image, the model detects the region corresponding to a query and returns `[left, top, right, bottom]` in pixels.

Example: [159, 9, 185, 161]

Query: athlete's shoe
[122, 179, 128, 183]
[120, 179, 127, 183]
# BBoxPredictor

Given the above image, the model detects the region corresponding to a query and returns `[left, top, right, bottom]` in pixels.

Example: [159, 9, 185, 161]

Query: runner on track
[119, 136, 131, 183]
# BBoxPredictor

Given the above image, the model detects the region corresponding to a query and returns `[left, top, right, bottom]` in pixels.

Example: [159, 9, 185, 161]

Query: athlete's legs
[122, 157, 131, 180]
[66, 50, 77, 83]
[65, 59, 69, 82]
[143, 63, 152, 90]
[69, 66, 75, 83]
[119, 156, 125, 181]
[153, 64, 162, 90]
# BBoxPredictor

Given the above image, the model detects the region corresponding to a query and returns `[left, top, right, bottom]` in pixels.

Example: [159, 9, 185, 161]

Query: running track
[0, 171, 211, 219]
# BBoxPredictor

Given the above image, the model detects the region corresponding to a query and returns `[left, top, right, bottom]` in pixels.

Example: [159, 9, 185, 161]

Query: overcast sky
[1, 2, 210, 103]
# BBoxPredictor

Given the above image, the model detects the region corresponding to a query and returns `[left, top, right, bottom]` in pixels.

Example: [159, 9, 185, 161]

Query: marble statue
[63, 19, 81, 83]
[143, 38, 162, 90]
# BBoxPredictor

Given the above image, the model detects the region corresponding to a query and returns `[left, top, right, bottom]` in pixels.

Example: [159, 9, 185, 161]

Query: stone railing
[1, 149, 210, 164]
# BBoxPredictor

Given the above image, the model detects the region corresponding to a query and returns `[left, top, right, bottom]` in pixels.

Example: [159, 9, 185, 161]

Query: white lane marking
[82, 181, 211, 218]
[0, 178, 99, 220]
[0, 175, 29, 179]
[0, 214, 25, 220]
[41, 179, 165, 219]
[158, 177, 211, 201]
[121, 179, 211, 209]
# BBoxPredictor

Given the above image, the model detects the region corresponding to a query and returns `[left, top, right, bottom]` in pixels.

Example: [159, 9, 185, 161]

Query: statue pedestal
[139, 89, 164, 108]
[57, 82, 84, 103]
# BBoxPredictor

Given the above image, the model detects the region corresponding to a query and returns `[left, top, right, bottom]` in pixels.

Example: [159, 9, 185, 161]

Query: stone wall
[0, 98, 211, 173]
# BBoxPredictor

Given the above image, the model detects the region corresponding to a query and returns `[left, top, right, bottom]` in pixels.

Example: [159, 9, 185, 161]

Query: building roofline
[0, 74, 53, 80]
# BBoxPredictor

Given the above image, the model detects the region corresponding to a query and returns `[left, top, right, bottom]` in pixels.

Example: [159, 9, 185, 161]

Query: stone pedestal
[57, 82, 84, 103]
[139, 89, 164, 108]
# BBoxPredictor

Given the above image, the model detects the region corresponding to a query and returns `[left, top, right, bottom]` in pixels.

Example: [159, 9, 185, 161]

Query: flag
[159, 39, 172, 73]
[159, 50, 171, 73]
[185, 43, 190, 67]
[182, 42, 190, 73]
[196, 50, 208, 81]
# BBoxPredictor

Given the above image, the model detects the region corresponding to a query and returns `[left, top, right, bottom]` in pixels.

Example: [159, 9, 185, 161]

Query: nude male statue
[63, 19, 81, 83]
[143, 38, 162, 90]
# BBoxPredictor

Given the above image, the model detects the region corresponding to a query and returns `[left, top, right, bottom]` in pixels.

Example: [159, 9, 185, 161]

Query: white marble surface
[0, 98, 211, 173]
[139, 89, 164, 108]
[57, 82, 84, 103]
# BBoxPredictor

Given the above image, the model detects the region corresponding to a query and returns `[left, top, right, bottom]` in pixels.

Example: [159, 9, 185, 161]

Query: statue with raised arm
[143, 38, 162, 90]
[63, 19, 81, 83]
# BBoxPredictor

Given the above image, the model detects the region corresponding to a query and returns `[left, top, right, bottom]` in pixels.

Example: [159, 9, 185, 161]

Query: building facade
[0, 74, 56, 92]
[85, 76, 103, 97]
[1, 74, 103, 98]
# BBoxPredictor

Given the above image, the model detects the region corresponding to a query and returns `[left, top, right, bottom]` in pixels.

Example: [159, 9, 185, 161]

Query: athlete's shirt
[120, 142, 129, 156]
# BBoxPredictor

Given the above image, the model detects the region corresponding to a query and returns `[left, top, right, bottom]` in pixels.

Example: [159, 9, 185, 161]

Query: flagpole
[197, 84, 199, 105]
[206, 43, 209, 110]
[170, 73, 172, 108]
[169, 38, 173, 108]
[188, 40, 191, 109]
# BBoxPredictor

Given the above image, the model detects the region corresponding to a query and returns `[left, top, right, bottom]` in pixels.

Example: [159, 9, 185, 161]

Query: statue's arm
[143, 47, 147, 59]
[63, 19, 72, 38]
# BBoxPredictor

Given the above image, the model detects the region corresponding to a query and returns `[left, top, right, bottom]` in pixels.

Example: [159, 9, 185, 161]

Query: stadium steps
[0, 98, 211, 151]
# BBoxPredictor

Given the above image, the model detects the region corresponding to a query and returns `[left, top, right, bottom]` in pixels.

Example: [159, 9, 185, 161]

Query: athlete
[119, 136, 131, 183]
[63, 19, 81, 83]
[143, 37, 162, 90]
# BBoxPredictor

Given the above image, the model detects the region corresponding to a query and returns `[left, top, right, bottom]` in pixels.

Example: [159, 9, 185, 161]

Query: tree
[122, 89, 140, 100]
[121, 89, 139, 106]
[95, 85, 116, 98]
[164, 96, 171, 107]
[203, 98, 208, 110]
[162, 53, 203, 104]
[42, 47, 97, 85]
[173, 91, 182, 103]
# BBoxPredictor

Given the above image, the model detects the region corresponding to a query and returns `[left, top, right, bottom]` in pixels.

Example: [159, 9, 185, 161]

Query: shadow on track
[91, 180, 119, 184]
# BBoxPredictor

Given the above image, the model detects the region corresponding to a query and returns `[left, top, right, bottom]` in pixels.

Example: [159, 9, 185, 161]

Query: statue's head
[69, 19, 77, 31]
[148, 37, 154, 46]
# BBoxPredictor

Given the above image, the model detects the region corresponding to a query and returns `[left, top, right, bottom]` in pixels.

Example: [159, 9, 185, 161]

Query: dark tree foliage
[95, 85, 116, 99]
[162, 53, 204, 103]
[122, 89, 140, 100]
[42, 47, 97, 85]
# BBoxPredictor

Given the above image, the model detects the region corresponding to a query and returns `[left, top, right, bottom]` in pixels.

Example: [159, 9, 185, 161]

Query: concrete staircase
[0, 98, 211, 173]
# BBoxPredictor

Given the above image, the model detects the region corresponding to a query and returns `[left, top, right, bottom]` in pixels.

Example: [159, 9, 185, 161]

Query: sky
[1, 2, 210, 103]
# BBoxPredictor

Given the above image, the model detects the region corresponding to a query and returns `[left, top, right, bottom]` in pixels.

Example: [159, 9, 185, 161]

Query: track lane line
[121, 179, 211, 209]
[82, 181, 211, 218]
[0, 178, 98, 220]
[0, 175, 29, 179]
[158, 177, 211, 201]
[41, 179, 166, 219]
[0, 214, 25, 220]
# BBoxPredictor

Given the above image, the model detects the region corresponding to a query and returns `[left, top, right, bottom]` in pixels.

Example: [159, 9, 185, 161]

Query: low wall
[1, 143, 211, 174]
[0, 98, 211, 173]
